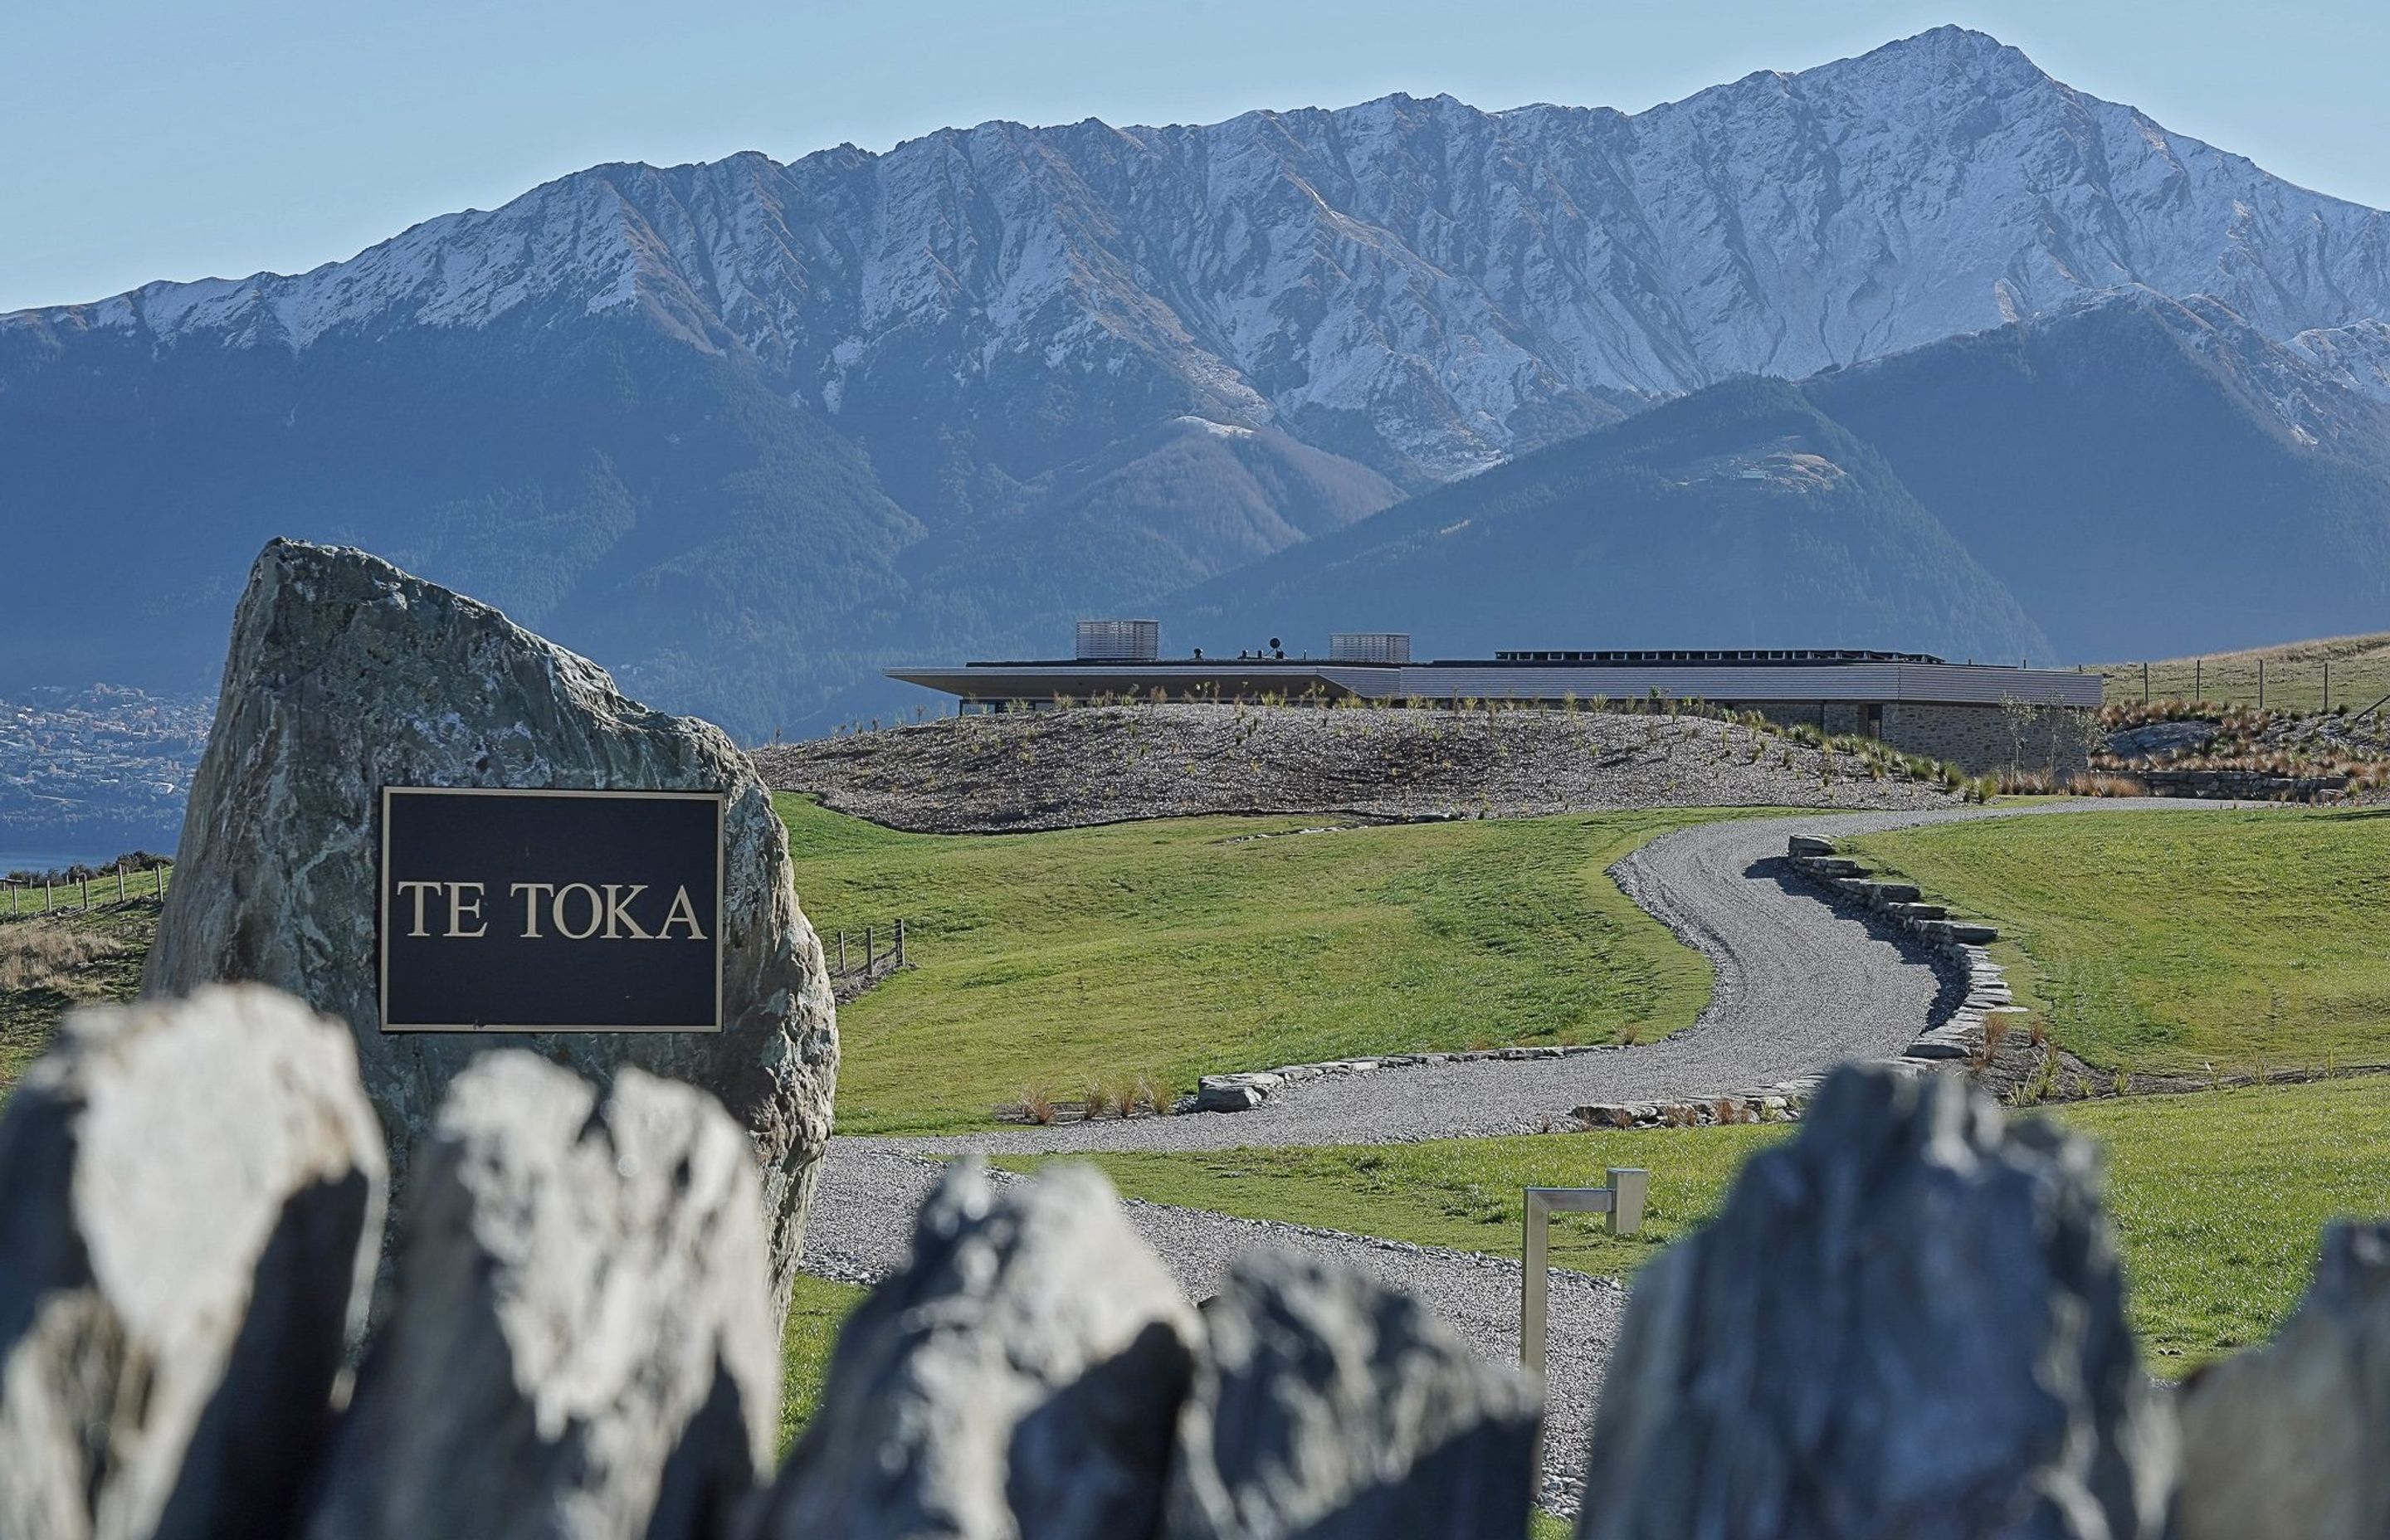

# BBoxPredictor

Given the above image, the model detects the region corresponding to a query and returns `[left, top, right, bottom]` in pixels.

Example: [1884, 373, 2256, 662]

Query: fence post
[2324, 660, 2331, 713]
[895, 918, 906, 967]
[837, 931, 847, 974]
[2142, 661, 2150, 704]
[117, 867, 125, 904]
[865, 925, 875, 972]
[2259, 658, 2266, 712]
[45, 880, 53, 913]
[2194, 658, 2202, 702]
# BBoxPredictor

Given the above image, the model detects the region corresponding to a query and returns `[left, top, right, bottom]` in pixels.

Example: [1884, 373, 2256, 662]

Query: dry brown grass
[0, 922, 128, 993]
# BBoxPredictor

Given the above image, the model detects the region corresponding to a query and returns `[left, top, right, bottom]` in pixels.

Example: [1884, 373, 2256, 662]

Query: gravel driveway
[803, 797, 2256, 1507]
[856, 800, 2225, 1157]
[803, 1144, 1627, 1508]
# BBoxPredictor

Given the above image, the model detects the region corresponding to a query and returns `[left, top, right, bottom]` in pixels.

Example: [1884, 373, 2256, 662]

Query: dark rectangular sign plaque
[378, 787, 724, 1032]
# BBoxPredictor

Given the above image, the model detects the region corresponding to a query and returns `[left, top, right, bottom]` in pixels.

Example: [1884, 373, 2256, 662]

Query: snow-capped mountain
[9, 24, 2390, 755]
[15, 25, 2390, 484]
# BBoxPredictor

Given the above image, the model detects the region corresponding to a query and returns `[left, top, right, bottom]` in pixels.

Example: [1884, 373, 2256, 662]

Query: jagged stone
[1578, 1063, 2176, 1540]
[140, 539, 836, 1309]
[0, 986, 385, 1540]
[2176, 1220, 2390, 1539]
[758, 1161, 1201, 1540]
[305, 1054, 777, 1540]
[1165, 1248, 1540, 1540]
[1786, 836, 1836, 858]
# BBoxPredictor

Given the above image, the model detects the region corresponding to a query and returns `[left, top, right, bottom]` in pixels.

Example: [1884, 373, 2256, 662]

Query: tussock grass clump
[0, 922, 128, 993]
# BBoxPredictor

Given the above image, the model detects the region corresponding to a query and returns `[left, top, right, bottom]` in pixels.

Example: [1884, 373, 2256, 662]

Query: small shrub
[1021, 1087, 1056, 1125]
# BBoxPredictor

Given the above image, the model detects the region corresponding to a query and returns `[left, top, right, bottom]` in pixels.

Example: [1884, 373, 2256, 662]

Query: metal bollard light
[1520, 1167, 1649, 1377]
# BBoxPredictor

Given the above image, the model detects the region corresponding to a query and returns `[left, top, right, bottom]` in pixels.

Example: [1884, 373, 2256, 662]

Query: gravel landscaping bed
[755, 704, 1958, 832]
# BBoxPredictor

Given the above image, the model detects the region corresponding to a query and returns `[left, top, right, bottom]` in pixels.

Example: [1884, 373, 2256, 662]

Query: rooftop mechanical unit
[1330, 631, 1412, 664]
[1074, 618, 1161, 661]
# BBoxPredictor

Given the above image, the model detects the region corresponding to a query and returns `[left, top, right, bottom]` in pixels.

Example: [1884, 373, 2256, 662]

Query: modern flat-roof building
[887, 626, 2104, 776]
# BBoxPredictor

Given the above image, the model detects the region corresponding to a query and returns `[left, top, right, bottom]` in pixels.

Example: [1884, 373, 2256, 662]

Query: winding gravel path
[802, 797, 2255, 1505]
[860, 800, 2236, 1157]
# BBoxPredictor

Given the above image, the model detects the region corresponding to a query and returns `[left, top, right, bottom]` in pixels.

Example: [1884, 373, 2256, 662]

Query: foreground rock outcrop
[141, 539, 837, 1308]
[1166, 1250, 1540, 1540]
[2176, 1220, 2390, 1539]
[0, 987, 384, 1540]
[10, 993, 2389, 1540]
[760, 1162, 1202, 1539]
[308, 1055, 778, 1540]
[1578, 1067, 2177, 1539]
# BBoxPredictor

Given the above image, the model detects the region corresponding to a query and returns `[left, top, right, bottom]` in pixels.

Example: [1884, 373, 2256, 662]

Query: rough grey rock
[141, 539, 838, 1309]
[1164, 1249, 1541, 1540]
[760, 1159, 1201, 1540]
[1578, 1064, 2176, 1540]
[2175, 1220, 2390, 1539]
[305, 1053, 777, 1540]
[0, 986, 385, 1540]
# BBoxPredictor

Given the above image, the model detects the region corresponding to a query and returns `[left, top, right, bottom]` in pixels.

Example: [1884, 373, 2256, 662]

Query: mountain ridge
[10, 26, 2390, 747]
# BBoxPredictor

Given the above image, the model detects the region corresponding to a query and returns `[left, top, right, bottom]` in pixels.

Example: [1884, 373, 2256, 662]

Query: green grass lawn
[781, 796, 1770, 1134]
[1002, 1076, 2390, 1375]
[1842, 807, 2390, 1075]
[778, 1272, 867, 1454]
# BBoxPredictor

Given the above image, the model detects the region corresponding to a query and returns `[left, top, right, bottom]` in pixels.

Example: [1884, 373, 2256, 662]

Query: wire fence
[0, 861, 173, 923]
[827, 919, 910, 999]
[2091, 652, 2390, 715]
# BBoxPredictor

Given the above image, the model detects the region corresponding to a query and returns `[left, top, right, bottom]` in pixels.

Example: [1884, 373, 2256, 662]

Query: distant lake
[0, 850, 120, 876]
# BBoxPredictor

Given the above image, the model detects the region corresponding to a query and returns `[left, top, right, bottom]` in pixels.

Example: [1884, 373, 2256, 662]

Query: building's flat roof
[886, 654, 2103, 708]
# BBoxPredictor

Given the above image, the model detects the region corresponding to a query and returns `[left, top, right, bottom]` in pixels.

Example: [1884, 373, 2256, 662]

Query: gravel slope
[804, 1144, 1625, 1509]
[758, 703, 1955, 832]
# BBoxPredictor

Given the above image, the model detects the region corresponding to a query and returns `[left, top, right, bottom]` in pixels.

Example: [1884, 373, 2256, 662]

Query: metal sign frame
[1520, 1167, 1649, 1377]
[377, 786, 727, 1034]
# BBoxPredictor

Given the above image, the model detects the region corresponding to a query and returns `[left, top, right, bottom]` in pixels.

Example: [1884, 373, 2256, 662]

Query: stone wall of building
[1880, 701, 2095, 778]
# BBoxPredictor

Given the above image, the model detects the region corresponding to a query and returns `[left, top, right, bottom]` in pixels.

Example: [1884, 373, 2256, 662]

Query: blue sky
[6, 0, 2385, 314]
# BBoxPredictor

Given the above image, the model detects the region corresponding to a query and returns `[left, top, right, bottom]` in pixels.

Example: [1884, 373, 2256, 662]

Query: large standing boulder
[142, 538, 837, 1309]
[1578, 1064, 2177, 1540]
[305, 1053, 778, 1540]
[2175, 1219, 2390, 1539]
[1163, 1250, 1542, 1540]
[0, 987, 385, 1540]
[758, 1161, 1202, 1540]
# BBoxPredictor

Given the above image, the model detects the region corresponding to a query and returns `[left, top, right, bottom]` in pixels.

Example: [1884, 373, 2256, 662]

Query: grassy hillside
[0, 897, 159, 1094]
[779, 795, 1764, 1133]
[1009, 1076, 2390, 1372]
[2090, 631, 2390, 713]
[1842, 808, 2390, 1073]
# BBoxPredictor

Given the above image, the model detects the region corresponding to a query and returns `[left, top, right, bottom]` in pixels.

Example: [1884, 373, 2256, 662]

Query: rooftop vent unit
[1074, 618, 1161, 661]
[1330, 631, 1412, 664]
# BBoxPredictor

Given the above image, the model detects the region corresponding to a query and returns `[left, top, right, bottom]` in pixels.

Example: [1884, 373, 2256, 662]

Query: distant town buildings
[0, 685, 212, 851]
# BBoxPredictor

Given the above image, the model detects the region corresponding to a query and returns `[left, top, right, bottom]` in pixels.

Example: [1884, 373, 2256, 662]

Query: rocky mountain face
[1188, 294, 2390, 664]
[8, 25, 2390, 748]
